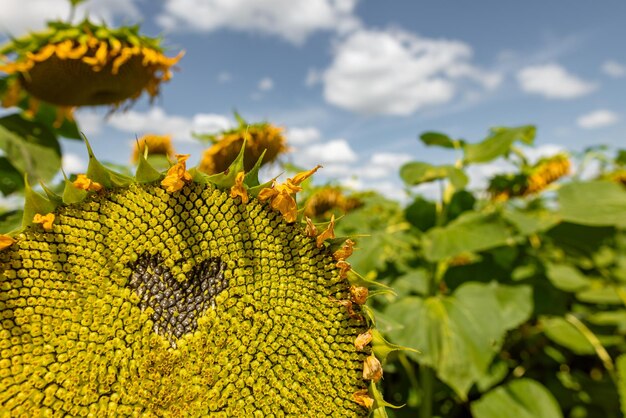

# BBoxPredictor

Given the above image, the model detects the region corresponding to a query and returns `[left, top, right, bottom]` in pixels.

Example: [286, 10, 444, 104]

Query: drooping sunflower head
[487, 173, 529, 202]
[197, 115, 288, 175]
[0, 141, 395, 416]
[132, 134, 175, 163]
[525, 153, 571, 195]
[304, 186, 363, 220]
[605, 169, 626, 186]
[0, 19, 183, 123]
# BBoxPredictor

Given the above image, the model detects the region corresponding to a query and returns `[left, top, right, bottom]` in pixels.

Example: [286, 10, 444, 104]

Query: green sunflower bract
[0, 141, 394, 416]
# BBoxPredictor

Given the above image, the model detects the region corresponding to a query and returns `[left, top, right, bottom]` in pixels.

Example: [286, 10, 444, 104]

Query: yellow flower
[363, 355, 383, 382]
[258, 165, 321, 223]
[229, 171, 248, 203]
[33, 213, 55, 231]
[198, 122, 288, 175]
[73, 174, 103, 192]
[132, 134, 175, 162]
[0, 234, 15, 251]
[161, 154, 192, 193]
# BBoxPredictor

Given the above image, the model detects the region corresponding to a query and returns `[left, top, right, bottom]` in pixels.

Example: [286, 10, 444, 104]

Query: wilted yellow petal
[304, 217, 317, 237]
[33, 213, 55, 231]
[363, 355, 383, 382]
[0, 234, 15, 251]
[355, 330, 373, 351]
[161, 154, 192, 192]
[290, 165, 322, 186]
[350, 285, 368, 305]
[333, 238, 355, 261]
[353, 389, 374, 409]
[316, 215, 335, 248]
[230, 171, 248, 204]
[336, 260, 351, 279]
[271, 191, 298, 223]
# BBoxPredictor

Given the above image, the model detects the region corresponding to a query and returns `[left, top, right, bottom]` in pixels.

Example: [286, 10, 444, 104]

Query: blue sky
[1, 0, 625, 200]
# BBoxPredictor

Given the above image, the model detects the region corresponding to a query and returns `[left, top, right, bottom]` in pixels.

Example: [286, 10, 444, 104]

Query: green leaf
[385, 282, 532, 399]
[205, 139, 246, 188]
[558, 181, 626, 228]
[0, 209, 23, 234]
[0, 113, 61, 182]
[84, 137, 133, 188]
[541, 317, 594, 355]
[404, 196, 436, 232]
[400, 162, 468, 190]
[135, 149, 162, 184]
[471, 378, 563, 418]
[423, 212, 514, 261]
[545, 263, 590, 292]
[22, 177, 57, 228]
[0, 157, 24, 196]
[503, 207, 561, 236]
[463, 125, 536, 164]
[616, 149, 626, 166]
[419, 131, 460, 149]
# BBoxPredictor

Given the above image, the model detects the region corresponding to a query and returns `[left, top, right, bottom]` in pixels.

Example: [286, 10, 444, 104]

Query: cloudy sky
[1, 0, 625, 200]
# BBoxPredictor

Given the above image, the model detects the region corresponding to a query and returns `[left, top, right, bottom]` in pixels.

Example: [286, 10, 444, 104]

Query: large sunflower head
[132, 134, 176, 163]
[197, 115, 288, 175]
[0, 141, 396, 416]
[525, 153, 570, 195]
[0, 18, 183, 120]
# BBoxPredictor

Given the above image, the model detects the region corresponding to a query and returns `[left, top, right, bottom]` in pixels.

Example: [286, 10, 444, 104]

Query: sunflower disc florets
[0, 140, 394, 416]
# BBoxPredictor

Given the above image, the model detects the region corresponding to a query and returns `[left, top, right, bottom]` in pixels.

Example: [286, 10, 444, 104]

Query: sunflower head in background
[197, 114, 288, 175]
[304, 186, 363, 220]
[0, 18, 183, 125]
[488, 153, 571, 201]
[0, 140, 400, 416]
[132, 134, 176, 163]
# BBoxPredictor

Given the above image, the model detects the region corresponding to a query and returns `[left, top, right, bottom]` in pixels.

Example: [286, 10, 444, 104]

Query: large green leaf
[545, 263, 591, 292]
[404, 196, 436, 232]
[541, 316, 594, 355]
[471, 378, 563, 418]
[0, 114, 62, 182]
[503, 207, 561, 236]
[463, 125, 536, 164]
[558, 181, 626, 228]
[400, 162, 468, 190]
[422, 212, 514, 261]
[0, 156, 24, 196]
[385, 282, 532, 398]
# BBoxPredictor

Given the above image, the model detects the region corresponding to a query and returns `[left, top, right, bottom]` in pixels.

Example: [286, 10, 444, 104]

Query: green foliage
[340, 125, 626, 418]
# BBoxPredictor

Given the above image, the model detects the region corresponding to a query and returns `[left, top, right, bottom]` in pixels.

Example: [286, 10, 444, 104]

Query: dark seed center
[127, 253, 227, 347]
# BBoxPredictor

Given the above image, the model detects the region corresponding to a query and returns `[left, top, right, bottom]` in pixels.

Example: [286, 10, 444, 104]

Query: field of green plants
[1, 3, 626, 417]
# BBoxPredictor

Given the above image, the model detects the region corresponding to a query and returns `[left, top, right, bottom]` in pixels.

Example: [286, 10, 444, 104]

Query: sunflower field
[1, 2, 626, 417]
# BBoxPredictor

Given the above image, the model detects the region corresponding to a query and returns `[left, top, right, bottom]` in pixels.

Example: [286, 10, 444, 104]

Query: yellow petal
[0, 234, 15, 251]
[230, 171, 248, 204]
[363, 355, 383, 382]
[73, 174, 102, 192]
[33, 213, 55, 231]
[336, 260, 351, 279]
[271, 191, 297, 223]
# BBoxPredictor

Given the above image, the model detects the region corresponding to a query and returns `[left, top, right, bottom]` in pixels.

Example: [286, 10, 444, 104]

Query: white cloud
[107, 107, 233, 141]
[74, 110, 104, 137]
[62, 152, 87, 174]
[0, 0, 140, 36]
[156, 0, 360, 44]
[296, 139, 357, 166]
[285, 127, 321, 145]
[359, 152, 412, 179]
[517, 63, 597, 99]
[258, 77, 274, 91]
[319, 28, 501, 115]
[217, 71, 232, 83]
[577, 109, 619, 129]
[602, 60, 626, 78]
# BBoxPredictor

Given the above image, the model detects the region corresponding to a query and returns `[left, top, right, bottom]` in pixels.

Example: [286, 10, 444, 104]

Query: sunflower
[304, 186, 363, 220]
[0, 142, 394, 416]
[488, 154, 571, 201]
[0, 19, 183, 125]
[132, 134, 176, 163]
[197, 115, 288, 175]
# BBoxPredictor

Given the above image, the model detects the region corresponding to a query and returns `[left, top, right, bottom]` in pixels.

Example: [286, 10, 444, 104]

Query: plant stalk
[419, 365, 434, 418]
